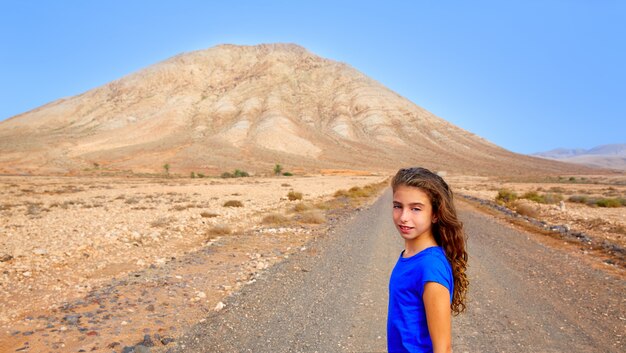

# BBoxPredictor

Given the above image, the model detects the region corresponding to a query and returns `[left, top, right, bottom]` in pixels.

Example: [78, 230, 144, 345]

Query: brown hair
[391, 167, 468, 315]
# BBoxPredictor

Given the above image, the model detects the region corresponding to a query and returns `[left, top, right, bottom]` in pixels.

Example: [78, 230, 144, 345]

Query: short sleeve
[416, 255, 452, 301]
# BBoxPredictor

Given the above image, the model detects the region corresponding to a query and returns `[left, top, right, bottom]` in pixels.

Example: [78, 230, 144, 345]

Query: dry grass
[293, 202, 313, 212]
[287, 191, 303, 201]
[513, 202, 539, 218]
[297, 210, 326, 224]
[261, 213, 291, 225]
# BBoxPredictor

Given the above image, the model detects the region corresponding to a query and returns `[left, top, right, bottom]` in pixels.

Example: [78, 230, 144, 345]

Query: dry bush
[223, 200, 243, 207]
[513, 202, 539, 218]
[115, 194, 126, 200]
[200, 211, 219, 218]
[281, 183, 291, 187]
[297, 210, 326, 224]
[207, 224, 232, 236]
[334, 189, 349, 198]
[293, 202, 313, 212]
[287, 191, 303, 201]
[262, 213, 290, 225]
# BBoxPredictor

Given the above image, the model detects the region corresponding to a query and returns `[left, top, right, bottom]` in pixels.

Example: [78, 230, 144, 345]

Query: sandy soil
[0, 174, 386, 351]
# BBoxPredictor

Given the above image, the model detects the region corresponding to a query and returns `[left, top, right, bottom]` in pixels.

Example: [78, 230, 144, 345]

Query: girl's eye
[412, 208, 421, 212]
[393, 205, 401, 209]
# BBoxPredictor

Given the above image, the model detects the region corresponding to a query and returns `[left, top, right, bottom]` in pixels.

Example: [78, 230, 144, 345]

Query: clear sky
[1, 0, 624, 154]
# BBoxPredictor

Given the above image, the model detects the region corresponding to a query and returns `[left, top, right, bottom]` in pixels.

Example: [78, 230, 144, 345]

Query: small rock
[22, 271, 32, 277]
[160, 337, 175, 345]
[196, 291, 206, 299]
[0, 253, 13, 262]
[214, 301, 225, 312]
[141, 334, 155, 347]
[32, 248, 48, 255]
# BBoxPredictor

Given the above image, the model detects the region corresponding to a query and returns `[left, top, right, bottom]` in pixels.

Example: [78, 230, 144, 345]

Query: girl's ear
[431, 215, 438, 224]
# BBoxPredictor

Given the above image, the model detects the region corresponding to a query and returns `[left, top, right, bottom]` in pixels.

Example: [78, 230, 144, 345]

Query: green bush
[495, 189, 517, 204]
[274, 164, 283, 176]
[190, 171, 196, 178]
[282, 172, 293, 176]
[233, 169, 249, 177]
[521, 191, 543, 203]
[595, 198, 623, 208]
[221, 172, 233, 179]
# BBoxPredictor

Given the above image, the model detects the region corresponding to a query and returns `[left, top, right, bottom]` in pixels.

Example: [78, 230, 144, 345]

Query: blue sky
[1, 0, 624, 154]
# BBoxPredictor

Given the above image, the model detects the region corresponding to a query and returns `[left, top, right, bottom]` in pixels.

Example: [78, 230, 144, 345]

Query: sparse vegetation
[274, 164, 283, 176]
[287, 191, 303, 201]
[223, 200, 243, 207]
[262, 213, 290, 225]
[163, 163, 170, 176]
[282, 172, 293, 176]
[293, 202, 313, 212]
[222, 169, 250, 178]
[512, 201, 539, 218]
[200, 211, 219, 218]
[297, 210, 326, 224]
[207, 225, 232, 236]
[568, 195, 625, 208]
[495, 189, 517, 205]
[190, 171, 196, 178]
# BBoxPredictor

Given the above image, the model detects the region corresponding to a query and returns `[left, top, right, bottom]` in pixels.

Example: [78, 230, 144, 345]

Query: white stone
[214, 301, 225, 312]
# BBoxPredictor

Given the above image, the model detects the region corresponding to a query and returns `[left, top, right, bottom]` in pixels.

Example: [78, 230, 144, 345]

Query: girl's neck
[403, 232, 437, 258]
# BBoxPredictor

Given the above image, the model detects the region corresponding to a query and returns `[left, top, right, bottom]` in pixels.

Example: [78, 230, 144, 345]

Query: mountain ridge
[533, 143, 626, 170]
[0, 43, 595, 176]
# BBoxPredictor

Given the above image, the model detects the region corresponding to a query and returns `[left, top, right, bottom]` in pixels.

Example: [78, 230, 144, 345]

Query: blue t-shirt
[387, 246, 453, 353]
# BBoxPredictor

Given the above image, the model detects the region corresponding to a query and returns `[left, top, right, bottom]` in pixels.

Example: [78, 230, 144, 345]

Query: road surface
[163, 190, 625, 353]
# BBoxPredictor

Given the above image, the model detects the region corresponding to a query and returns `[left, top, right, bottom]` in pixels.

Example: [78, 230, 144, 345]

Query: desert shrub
[197, 173, 205, 178]
[495, 189, 517, 205]
[200, 211, 219, 218]
[282, 172, 293, 176]
[297, 210, 326, 224]
[233, 169, 249, 177]
[347, 186, 369, 198]
[261, 213, 290, 225]
[568, 195, 588, 204]
[549, 186, 566, 193]
[287, 191, 303, 201]
[521, 191, 543, 203]
[542, 193, 563, 204]
[190, 171, 196, 178]
[595, 198, 623, 208]
[221, 172, 233, 179]
[281, 183, 291, 187]
[334, 189, 349, 198]
[273, 164, 283, 176]
[293, 202, 313, 212]
[223, 200, 243, 207]
[207, 225, 232, 236]
[513, 202, 539, 218]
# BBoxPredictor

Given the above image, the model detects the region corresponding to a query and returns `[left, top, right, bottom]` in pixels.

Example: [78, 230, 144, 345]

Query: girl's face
[392, 185, 437, 241]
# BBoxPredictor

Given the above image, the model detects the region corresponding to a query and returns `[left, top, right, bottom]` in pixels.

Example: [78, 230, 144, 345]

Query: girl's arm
[423, 282, 452, 353]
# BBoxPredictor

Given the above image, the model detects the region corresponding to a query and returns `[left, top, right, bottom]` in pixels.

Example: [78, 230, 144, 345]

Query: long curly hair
[391, 167, 468, 315]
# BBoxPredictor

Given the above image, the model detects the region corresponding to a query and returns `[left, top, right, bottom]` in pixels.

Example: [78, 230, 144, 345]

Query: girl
[387, 167, 468, 353]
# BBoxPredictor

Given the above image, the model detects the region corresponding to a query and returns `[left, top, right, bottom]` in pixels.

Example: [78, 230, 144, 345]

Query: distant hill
[533, 144, 626, 170]
[0, 43, 594, 176]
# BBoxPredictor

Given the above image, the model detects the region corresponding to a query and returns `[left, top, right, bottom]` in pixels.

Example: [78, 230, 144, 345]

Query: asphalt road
[164, 190, 625, 353]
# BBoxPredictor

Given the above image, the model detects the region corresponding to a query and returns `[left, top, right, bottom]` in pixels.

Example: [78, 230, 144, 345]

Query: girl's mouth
[398, 225, 413, 233]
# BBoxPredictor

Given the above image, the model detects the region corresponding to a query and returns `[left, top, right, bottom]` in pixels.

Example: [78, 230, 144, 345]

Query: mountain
[0, 43, 594, 176]
[533, 144, 626, 170]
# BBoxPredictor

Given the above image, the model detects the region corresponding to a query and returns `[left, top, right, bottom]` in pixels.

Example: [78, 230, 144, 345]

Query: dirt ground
[0, 174, 386, 351]
[1, 172, 624, 352]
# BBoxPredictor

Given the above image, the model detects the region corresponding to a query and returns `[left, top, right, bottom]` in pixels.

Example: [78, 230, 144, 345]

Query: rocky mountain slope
[0, 43, 591, 176]
[533, 144, 626, 170]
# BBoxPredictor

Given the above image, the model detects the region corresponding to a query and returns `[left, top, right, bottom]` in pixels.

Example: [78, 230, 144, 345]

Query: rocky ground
[0, 174, 386, 352]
